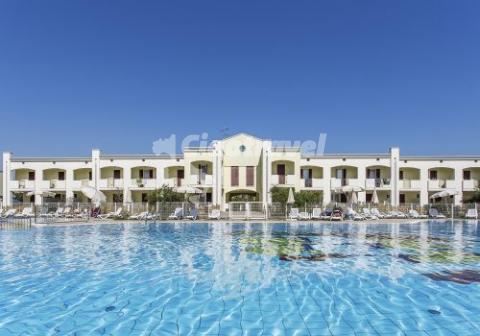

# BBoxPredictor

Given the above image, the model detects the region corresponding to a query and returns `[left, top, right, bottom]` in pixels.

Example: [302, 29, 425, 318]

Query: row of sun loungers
[287, 207, 474, 221]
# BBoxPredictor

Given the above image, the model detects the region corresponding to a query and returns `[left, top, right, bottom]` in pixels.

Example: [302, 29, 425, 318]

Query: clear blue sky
[0, 0, 479, 156]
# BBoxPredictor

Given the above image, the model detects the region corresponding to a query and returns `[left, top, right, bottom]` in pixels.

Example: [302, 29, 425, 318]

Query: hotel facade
[2, 133, 480, 209]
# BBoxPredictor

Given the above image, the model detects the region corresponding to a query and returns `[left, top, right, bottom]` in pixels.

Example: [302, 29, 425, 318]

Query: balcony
[189, 175, 213, 186]
[9, 180, 35, 190]
[271, 175, 295, 186]
[130, 178, 156, 189]
[399, 179, 421, 190]
[99, 178, 124, 189]
[301, 178, 324, 189]
[428, 179, 455, 190]
[330, 178, 360, 189]
[463, 180, 479, 191]
[40, 180, 66, 190]
[163, 178, 184, 188]
[71, 180, 94, 189]
[365, 178, 391, 189]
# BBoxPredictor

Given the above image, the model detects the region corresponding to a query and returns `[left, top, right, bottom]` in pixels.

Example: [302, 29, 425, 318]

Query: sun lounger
[185, 208, 198, 220]
[168, 207, 184, 220]
[1, 209, 17, 218]
[320, 208, 333, 220]
[98, 207, 123, 219]
[298, 211, 310, 220]
[429, 208, 446, 219]
[208, 209, 221, 220]
[289, 208, 300, 220]
[311, 208, 322, 220]
[129, 211, 148, 220]
[371, 208, 385, 219]
[331, 209, 343, 221]
[465, 208, 478, 219]
[14, 207, 34, 218]
[361, 208, 378, 220]
[408, 209, 428, 219]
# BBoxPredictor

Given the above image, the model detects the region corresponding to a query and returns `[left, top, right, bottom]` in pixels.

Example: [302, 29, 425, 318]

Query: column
[91, 149, 101, 190]
[65, 168, 74, 204]
[262, 140, 271, 207]
[454, 168, 463, 205]
[2, 152, 11, 207]
[357, 165, 366, 204]
[323, 165, 331, 206]
[390, 147, 400, 207]
[420, 168, 429, 206]
[34, 168, 43, 206]
[123, 166, 131, 205]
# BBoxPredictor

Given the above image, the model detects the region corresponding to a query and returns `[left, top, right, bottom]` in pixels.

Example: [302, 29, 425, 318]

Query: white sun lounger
[98, 207, 123, 219]
[465, 208, 478, 219]
[1, 209, 17, 218]
[289, 208, 300, 220]
[14, 207, 34, 218]
[429, 208, 446, 219]
[168, 207, 184, 220]
[208, 209, 221, 220]
[311, 208, 322, 220]
[371, 208, 384, 219]
[298, 211, 310, 220]
[408, 209, 428, 219]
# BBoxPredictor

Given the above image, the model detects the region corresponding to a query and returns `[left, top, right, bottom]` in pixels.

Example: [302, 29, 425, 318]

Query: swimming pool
[1, 221, 480, 335]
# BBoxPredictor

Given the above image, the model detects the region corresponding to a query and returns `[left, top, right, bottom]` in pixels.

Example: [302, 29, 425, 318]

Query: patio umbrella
[175, 185, 203, 194]
[81, 186, 106, 206]
[26, 191, 55, 197]
[430, 189, 458, 221]
[350, 190, 358, 206]
[372, 188, 379, 205]
[286, 188, 295, 219]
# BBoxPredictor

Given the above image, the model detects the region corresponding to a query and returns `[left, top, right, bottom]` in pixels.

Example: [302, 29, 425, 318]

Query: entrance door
[400, 194, 406, 204]
[277, 164, 286, 184]
[177, 170, 184, 187]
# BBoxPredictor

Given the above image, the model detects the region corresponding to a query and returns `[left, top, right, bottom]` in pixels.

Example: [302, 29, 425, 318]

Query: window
[463, 170, 471, 180]
[400, 194, 405, 204]
[366, 193, 372, 203]
[28, 171, 35, 181]
[114, 169, 121, 179]
[277, 164, 286, 184]
[231, 166, 239, 186]
[246, 166, 254, 186]
[429, 170, 437, 180]
[399, 170, 404, 180]
[58, 171, 65, 181]
[89, 171, 92, 180]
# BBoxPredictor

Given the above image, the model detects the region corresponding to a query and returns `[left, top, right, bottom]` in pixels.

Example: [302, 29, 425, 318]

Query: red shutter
[231, 166, 239, 186]
[246, 166, 254, 186]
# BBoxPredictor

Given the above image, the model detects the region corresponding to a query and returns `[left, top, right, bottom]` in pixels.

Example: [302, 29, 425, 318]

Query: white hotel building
[2, 133, 480, 209]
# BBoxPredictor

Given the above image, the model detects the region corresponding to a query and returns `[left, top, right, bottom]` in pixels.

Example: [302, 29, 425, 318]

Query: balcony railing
[330, 178, 360, 189]
[428, 179, 455, 190]
[271, 175, 295, 186]
[130, 178, 156, 188]
[301, 178, 324, 188]
[71, 180, 94, 189]
[463, 180, 479, 190]
[399, 179, 421, 190]
[365, 178, 391, 189]
[99, 178, 124, 189]
[40, 180, 66, 189]
[164, 178, 184, 188]
[189, 175, 213, 186]
[9, 180, 35, 190]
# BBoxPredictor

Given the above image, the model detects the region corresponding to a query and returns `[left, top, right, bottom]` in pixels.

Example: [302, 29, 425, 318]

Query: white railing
[40, 180, 66, 189]
[99, 178, 124, 189]
[163, 178, 184, 188]
[399, 179, 421, 190]
[9, 180, 35, 190]
[365, 178, 391, 189]
[189, 175, 213, 186]
[228, 202, 266, 219]
[301, 178, 324, 188]
[428, 179, 455, 190]
[330, 178, 360, 189]
[271, 175, 295, 185]
[463, 180, 479, 190]
[71, 180, 94, 189]
[130, 178, 156, 188]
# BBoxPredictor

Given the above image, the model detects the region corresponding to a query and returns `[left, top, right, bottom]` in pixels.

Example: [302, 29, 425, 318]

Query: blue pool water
[1, 221, 480, 335]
